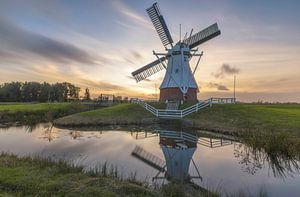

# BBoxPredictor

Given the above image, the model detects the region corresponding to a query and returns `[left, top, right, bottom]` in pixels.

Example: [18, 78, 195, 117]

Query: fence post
[156, 109, 158, 117]
[210, 98, 212, 107]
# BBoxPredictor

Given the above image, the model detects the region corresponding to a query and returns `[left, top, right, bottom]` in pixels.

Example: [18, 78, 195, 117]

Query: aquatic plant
[235, 130, 300, 179]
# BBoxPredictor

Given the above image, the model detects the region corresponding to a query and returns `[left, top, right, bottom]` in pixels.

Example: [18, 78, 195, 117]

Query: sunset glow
[0, 0, 299, 102]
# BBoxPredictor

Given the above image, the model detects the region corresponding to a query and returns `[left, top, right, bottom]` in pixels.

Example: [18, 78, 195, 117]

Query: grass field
[54, 103, 156, 127]
[188, 104, 300, 136]
[0, 103, 72, 112]
[0, 102, 97, 126]
[55, 103, 300, 136]
[80, 103, 152, 118]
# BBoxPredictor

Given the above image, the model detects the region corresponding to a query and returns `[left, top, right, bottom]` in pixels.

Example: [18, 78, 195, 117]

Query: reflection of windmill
[131, 3, 221, 102]
[131, 130, 235, 183]
[132, 130, 202, 182]
[130, 131, 159, 140]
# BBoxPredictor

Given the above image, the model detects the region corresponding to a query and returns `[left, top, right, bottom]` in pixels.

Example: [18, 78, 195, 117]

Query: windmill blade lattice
[146, 3, 173, 47]
[131, 56, 167, 82]
[183, 23, 221, 49]
[132, 145, 165, 172]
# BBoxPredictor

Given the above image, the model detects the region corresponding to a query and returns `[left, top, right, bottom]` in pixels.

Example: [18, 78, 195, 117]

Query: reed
[0, 153, 271, 197]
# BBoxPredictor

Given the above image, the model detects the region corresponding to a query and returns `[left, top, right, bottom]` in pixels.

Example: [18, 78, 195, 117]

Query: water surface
[0, 124, 299, 196]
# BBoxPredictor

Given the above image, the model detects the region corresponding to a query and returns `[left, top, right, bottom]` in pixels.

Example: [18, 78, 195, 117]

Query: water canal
[0, 123, 299, 196]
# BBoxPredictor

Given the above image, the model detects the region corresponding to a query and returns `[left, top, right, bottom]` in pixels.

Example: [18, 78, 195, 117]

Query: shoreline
[0, 102, 102, 128]
[52, 119, 239, 138]
[51, 103, 300, 143]
[1, 102, 300, 138]
[0, 153, 211, 197]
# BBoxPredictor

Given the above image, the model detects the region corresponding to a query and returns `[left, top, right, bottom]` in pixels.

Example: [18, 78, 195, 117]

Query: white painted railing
[160, 130, 198, 143]
[132, 97, 235, 119]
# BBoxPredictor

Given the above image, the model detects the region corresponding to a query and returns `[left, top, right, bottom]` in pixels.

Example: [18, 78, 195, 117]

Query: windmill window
[175, 69, 179, 73]
[172, 51, 181, 55]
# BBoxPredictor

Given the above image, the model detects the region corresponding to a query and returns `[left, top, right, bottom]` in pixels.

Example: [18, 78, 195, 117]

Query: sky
[0, 0, 299, 102]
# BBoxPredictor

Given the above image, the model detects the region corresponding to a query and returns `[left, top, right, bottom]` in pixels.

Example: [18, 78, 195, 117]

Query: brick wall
[159, 87, 197, 102]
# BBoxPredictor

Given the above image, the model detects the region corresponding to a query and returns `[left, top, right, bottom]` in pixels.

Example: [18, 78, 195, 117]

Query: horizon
[1, 0, 300, 103]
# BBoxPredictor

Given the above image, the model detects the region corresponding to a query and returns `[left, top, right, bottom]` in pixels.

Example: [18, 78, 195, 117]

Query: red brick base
[159, 87, 198, 102]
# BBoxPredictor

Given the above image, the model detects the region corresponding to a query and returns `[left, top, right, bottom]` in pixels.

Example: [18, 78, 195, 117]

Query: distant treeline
[0, 82, 81, 102]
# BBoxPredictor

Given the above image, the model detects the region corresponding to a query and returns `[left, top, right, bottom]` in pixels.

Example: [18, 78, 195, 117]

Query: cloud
[208, 82, 229, 91]
[256, 78, 289, 85]
[77, 78, 124, 91]
[0, 18, 102, 65]
[131, 50, 143, 60]
[123, 57, 135, 65]
[276, 78, 289, 82]
[123, 50, 144, 65]
[0, 49, 17, 60]
[198, 91, 300, 103]
[112, 1, 151, 29]
[213, 64, 240, 78]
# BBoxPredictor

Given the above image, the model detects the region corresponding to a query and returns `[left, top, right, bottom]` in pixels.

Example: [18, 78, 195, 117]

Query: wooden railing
[132, 97, 235, 119]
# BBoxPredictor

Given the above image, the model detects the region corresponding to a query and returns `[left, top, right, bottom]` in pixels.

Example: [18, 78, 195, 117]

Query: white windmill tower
[131, 3, 221, 102]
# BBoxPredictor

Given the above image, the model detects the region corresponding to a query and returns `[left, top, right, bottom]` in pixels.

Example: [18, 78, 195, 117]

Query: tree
[39, 82, 51, 102]
[84, 88, 90, 101]
[0, 82, 22, 102]
[0, 81, 81, 102]
[68, 83, 80, 101]
[21, 82, 31, 102]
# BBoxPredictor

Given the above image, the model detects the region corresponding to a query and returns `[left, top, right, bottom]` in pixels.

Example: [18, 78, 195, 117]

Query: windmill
[131, 3, 221, 102]
[131, 130, 234, 183]
[132, 130, 202, 183]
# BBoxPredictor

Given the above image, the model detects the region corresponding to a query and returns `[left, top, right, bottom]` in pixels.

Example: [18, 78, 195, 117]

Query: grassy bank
[188, 104, 300, 136]
[54, 103, 300, 136]
[0, 102, 98, 127]
[0, 153, 212, 197]
[54, 103, 158, 127]
[0, 153, 155, 197]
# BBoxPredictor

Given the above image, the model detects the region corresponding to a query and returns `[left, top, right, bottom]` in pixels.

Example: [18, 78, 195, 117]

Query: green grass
[188, 104, 300, 136]
[0, 102, 98, 126]
[0, 153, 272, 197]
[55, 103, 300, 136]
[147, 102, 166, 109]
[0, 153, 155, 197]
[54, 103, 157, 127]
[0, 103, 72, 112]
[0, 154, 215, 197]
[179, 102, 195, 110]
[80, 103, 152, 118]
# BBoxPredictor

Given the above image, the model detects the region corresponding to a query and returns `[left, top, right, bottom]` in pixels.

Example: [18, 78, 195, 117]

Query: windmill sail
[131, 56, 167, 82]
[132, 145, 165, 172]
[183, 23, 221, 49]
[147, 3, 173, 47]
